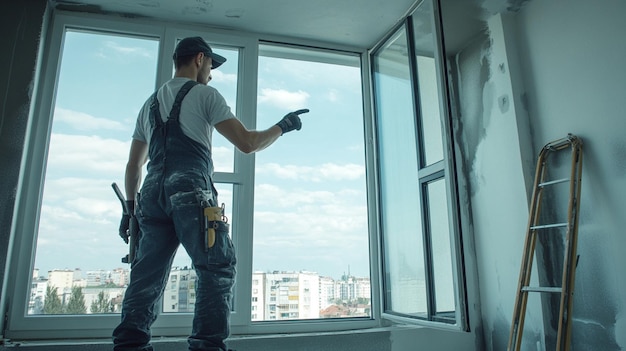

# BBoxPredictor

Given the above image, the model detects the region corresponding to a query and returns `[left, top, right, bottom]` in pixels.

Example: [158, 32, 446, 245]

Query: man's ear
[195, 52, 204, 67]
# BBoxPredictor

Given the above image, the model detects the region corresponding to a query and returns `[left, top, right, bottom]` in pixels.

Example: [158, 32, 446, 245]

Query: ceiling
[50, 0, 523, 53]
[51, 0, 421, 50]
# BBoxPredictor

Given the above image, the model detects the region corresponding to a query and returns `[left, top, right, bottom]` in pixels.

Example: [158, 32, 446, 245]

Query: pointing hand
[276, 109, 309, 135]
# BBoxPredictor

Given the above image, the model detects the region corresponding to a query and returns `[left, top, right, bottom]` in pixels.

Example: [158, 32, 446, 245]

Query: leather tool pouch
[203, 205, 229, 251]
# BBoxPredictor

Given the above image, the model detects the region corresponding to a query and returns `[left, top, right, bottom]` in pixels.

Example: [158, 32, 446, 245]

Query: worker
[112, 36, 308, 351]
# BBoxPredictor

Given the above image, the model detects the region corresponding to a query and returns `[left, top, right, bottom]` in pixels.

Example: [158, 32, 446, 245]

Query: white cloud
[318, 163, 364, 180]
[54, 107, 127, 131]
[257, 162, 364, 182]
[35, 170, 370, 276]
[255, 184, 336, 208]
[36, 200, 125, 271]
[211, 70, 237, 84]
[98, 40, 154, 60]
[347, 143, 363, 152]
[212, 145, 234, 172]
[47, 133, 130, 176]
[252, 184, 369, 261]
[42, 177, 124, 214]
[327, 88, 339, 102]
[258, 88, 310, 110]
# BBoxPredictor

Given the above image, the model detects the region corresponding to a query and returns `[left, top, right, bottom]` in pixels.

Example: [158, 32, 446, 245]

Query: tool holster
[204, 205, 229, 251]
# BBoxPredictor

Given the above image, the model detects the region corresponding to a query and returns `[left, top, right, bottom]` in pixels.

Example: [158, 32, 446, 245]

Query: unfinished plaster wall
[0, 0, 48, 337]
[514, 0, 626, 349]
[445, 13, 544, 351]
[445, 0, 625, 349]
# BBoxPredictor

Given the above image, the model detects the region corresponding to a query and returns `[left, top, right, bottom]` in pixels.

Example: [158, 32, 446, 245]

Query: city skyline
[30, 266, 372, 320]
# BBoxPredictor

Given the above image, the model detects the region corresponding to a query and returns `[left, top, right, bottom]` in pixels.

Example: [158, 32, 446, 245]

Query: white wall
[516, 0, 626, 349]
[451, 0, 626, 349]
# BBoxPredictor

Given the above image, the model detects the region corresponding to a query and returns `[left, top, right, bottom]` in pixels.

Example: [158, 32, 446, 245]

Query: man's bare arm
[215, 118, 282, 154]
[215, 109, 308, 154]
[125, 139, 148, 201]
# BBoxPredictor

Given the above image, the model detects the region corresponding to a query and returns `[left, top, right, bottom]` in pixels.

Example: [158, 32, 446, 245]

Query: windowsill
[3, 327, 391, 346]
[1, 324, 474, 351]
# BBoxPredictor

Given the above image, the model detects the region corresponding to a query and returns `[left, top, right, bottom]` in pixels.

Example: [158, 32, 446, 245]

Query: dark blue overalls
[113, 80, 236, 351]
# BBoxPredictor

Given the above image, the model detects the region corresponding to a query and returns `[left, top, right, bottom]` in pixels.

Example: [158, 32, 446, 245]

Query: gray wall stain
[137, 1, 160, 9]
[482, 0, 532, 16]
[182, 0, 213, 15]
[451, 33, 491, 198]
[182, 5, 211, 16]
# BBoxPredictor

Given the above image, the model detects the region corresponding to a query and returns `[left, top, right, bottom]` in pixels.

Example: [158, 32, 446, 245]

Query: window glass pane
[426, 178, 455, 315]
[29, 31, 158, 315]
[253, 45, 371, 321]
[373, 28, 427, 317]
[412, 2, 444, 166]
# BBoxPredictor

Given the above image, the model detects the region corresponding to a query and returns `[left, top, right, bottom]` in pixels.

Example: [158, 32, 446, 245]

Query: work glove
[118, 200, 135, 244]
[275, 109, 309, 135]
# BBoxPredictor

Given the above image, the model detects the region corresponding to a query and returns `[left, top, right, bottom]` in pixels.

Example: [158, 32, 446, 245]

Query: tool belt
[204, 204, 229, 250]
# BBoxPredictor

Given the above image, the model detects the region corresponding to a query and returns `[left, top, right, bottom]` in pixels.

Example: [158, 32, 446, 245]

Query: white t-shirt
[133, 77, 236, 151]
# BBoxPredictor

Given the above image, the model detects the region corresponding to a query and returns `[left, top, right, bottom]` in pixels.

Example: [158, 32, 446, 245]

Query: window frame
[5, 10, 380, 340]
[369, 0, 468, 330]
[5, 13, 168, 340]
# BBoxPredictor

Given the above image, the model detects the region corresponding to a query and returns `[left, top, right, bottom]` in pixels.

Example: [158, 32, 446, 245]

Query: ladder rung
[530, 223, 568, 230]
[538, 178, 569, 187]
[522, 286, 562, 293]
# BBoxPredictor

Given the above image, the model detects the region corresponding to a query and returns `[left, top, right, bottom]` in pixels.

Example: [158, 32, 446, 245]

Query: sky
[33, 31, 370, 281]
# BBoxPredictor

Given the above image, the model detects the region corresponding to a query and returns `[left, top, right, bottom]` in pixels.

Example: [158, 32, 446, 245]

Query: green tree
[356, 297, 370, 305]
[43, 285, 63, 314]
[90, 290, 113, 313]
[65, 286, 86, 314]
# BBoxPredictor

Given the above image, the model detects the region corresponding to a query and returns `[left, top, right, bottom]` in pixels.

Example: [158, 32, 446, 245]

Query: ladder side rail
[557, 142, 583, 351]
[565, 144, 583, 350]
[508, 147, 551, 351]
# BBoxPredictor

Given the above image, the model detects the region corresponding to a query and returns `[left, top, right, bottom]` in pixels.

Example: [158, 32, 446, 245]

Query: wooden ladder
[507, 134, 583, 351]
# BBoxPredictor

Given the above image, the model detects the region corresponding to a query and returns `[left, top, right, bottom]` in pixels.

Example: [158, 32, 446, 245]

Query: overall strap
[148, 91, 161, 130]
[168, 80, 200, 121]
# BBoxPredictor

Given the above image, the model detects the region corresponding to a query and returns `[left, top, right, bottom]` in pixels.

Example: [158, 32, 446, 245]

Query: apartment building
[162, 267, 197, 313]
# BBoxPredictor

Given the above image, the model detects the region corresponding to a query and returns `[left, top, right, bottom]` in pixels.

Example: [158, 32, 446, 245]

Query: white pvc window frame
[369, 0, 468, 331]
[5, 10, 380, 340]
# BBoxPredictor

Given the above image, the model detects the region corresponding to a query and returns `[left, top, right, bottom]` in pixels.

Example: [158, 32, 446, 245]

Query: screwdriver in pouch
[204, 206, 223, 250]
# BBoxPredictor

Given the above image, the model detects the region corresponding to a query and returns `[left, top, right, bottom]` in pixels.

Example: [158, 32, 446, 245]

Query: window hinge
[1, 301, 11, 346]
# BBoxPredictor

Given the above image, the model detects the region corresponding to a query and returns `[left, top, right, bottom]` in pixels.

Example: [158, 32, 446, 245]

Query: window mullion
[406, 13, 438, 322]
[419, 178, 436, 321]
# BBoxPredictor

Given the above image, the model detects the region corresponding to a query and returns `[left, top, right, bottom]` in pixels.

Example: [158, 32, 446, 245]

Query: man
[112, 36, 308, 351]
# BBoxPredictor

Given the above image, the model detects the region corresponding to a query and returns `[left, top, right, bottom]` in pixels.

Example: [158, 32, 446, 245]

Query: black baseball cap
[173, 36, 226, 69]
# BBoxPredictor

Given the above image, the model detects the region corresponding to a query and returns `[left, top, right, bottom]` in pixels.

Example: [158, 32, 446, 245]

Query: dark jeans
[113, 183, 236, 351]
